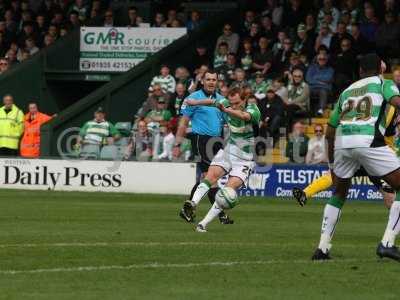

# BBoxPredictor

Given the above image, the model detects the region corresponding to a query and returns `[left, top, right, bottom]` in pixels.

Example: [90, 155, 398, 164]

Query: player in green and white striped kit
[313, 54, 400, 261]
[182, 87, 260, 232]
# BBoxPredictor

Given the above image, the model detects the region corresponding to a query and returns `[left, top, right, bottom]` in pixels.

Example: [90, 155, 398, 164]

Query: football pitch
[0, 190, 398, 300]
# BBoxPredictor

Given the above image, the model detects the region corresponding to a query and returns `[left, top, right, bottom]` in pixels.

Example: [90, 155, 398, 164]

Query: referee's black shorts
[189, 134, 223, 173]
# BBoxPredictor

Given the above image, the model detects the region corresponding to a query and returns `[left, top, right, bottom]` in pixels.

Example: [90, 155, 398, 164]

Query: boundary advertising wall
[0, 159, 382, 201]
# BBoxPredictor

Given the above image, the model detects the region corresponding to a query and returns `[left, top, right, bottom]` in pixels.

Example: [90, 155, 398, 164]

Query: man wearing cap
[294, 23, 315, 60]
[76, 107, 120, 148]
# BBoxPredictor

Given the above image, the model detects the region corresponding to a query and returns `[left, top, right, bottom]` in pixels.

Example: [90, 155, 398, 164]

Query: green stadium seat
[115, 122, 132, 137]
[80, 144, 101, 159]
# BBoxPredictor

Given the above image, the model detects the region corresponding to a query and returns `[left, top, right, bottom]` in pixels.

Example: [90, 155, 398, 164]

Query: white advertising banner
[0, 158, 196, 195]
[79, 27, 187, 72]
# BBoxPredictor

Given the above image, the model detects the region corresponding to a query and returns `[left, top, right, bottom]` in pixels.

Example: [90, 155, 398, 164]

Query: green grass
[0, 190, 398, 300]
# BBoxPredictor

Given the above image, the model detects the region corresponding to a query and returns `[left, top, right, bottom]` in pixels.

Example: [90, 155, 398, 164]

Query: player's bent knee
[215, 187, 239, 210]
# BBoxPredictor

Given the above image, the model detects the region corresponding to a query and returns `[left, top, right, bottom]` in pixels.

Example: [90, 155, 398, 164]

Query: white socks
[318, 204, 341, 253]
[199, 202, 223, 228]
[381, 201, 400, 247]
[191, 181, 211, 206]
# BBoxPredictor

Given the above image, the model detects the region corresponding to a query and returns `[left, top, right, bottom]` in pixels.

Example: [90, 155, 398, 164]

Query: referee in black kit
[173, 69, 233, 224]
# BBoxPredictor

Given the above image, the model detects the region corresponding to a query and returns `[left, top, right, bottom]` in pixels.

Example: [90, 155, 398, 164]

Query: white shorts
[211, 149, 255, 185]
[333, 146, 400, 178]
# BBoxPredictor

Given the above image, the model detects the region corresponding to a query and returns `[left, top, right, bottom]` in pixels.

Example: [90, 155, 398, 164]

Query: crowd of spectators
[133, 0, 400, 163]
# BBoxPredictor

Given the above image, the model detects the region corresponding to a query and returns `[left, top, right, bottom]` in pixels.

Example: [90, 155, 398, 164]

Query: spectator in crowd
[216, 52, 236, 83]
[350, 22, 371, 57]
[330, 21, 353, 56]
[246, 22, 262, 49]
[375, 11, 400, 64]
[230, 68, 248, 89]
[305, 13, 317, 38]
[286, 68, 310, 129]
[260, 15, 277, 38]
[186, 10, 203, 31]
[188, 64, 208, 93]
[272, 30, 287, 56]
[294, 23, 315, 60]
[169, 82, 188, 116]
[215, 23, 239, 54]
[342, 0, 360, 24]
[76, 107, 120, 151]
[0, 94, 24, 156]
[165, 9, 178, 27]
[68, 11, 81, 29]
[253, 36, 273, 76]
[0, 57, 9, 74]
[213, 42, 228, 69]
[149, 65, 176, 94]
[24, 37, 39, 56]
[138, 83, 169, 118]
[258, 88, 285, 147]
[103, 9, 114, 27]
[333, 38, 358, 94]
[242, 10, 256, 35]
[239, 38, 254, 74]
[126, 6, 139, 27]
[6, 48, 18, 68]
[275, 38, 294, 75]
[20, 102, 55, 158]
[272, 77, 288, 103]
[306, 52, 334, 115]
[250, 71, 270, 100]
[262, 0, 283, 27]
[131, 119, 153, 161]
[68, 0, 88, 23]
[152, 12, 166, 28]
[306, 123, 327, 164]
[360, 3, 379, 43]
[174, 66, 193, 90]
[145, 97, 172, 129]
[285, 120, 309, 163]
[158, 123, 175, 161]
[314, 22, 333, 52]
[317, 0, 340, 32]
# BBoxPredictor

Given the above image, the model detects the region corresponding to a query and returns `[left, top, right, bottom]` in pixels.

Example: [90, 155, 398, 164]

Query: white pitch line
[0, 241, 365, 248]
[0, 259, 376, 275]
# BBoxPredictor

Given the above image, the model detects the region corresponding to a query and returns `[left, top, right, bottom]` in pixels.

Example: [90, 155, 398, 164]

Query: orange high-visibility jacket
[20, 112, 52, 158]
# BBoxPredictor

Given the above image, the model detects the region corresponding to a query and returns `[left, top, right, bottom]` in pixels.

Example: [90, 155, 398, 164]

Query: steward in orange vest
[20, 103, 54, 158]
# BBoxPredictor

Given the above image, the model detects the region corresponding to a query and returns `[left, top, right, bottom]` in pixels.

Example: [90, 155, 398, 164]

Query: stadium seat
[100, 145, 118, 160]
[80, 144, 101, 160]
[115, 122, 132, 137]
[114, 137, 130, 146]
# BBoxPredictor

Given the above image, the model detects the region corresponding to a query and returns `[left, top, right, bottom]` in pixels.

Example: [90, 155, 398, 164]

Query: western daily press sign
[0, 159, 196, 195]
[79, 27, 187, 72]
[237, 164, 383, 201]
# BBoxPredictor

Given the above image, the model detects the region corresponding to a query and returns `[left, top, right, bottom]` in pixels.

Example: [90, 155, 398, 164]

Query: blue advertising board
[230, 164, 383, 201]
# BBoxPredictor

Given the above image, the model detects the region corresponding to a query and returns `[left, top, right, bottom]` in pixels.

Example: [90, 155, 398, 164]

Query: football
[215, 187, 239, 209]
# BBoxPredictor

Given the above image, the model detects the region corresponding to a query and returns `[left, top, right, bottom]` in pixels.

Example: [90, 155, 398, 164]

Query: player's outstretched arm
[184, 99, 215, 106]
[220, 104, 251, 121]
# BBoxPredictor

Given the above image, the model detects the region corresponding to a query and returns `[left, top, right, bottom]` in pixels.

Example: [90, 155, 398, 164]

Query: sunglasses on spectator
[224, 27, 231, 31]
[315, 129, 323, 133]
